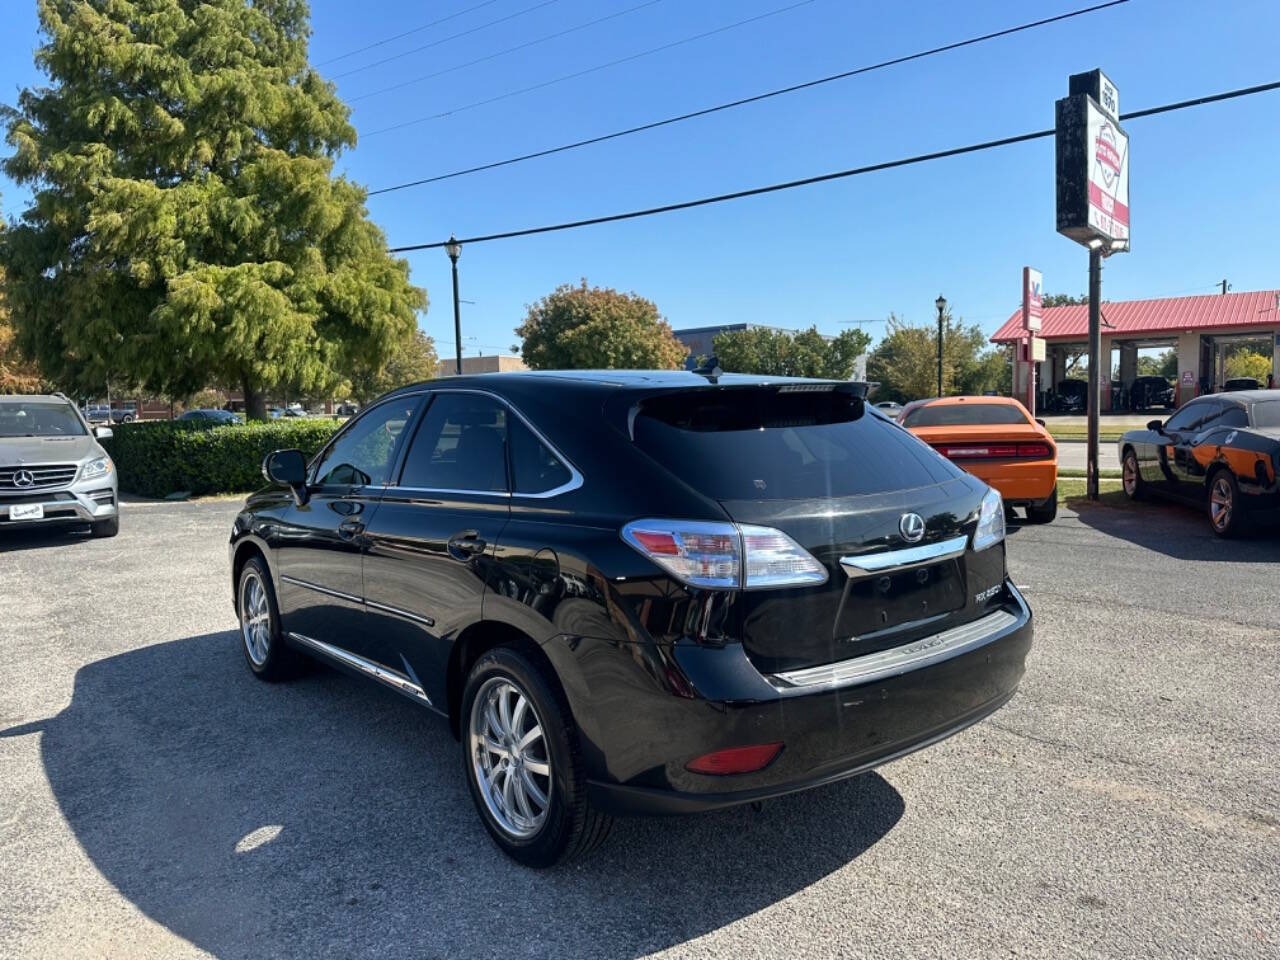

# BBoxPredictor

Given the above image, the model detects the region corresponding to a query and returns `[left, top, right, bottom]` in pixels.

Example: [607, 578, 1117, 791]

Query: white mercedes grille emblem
[13, 469, 36, 488]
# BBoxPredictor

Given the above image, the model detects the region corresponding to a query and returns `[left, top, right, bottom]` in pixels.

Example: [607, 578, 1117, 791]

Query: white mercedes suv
[0, 394, 119, 537]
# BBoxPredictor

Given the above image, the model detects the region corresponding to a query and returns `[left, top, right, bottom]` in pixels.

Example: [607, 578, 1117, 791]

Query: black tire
[236, 557, 305, 681]
[90, 515, 119, 538]
[1121, 448, 1145, 501]
[1207, 469, 1243, 539]
[1025, 488, 1058, 524]
[461, 645, 612, 868]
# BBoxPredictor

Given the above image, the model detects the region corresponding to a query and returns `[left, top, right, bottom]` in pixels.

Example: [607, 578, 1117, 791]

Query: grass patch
[1059, 467, 1122, 479]
[1058, 476, 1128, 507]
[1048, 429, 1125, 443]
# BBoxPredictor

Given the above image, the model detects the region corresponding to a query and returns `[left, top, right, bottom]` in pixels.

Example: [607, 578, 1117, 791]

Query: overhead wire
[317, 0, 506, 66]
[362, 0, 824, 137]
[365, 0, 1129, 193]
[385, 80, 1280, 253]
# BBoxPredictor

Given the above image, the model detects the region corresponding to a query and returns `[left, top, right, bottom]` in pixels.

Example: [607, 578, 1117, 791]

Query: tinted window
[1164, 401, 1211, 432]
[1251, 400, 1280, 428]
[312, 397, 418, 487]
[400, 393, 508, 492]
[633, 387, 952, 500]
[509, 416, 572, 494]
[1218, 406, 1249, 428]
[902, 403, 1029, 427]
[0, 401, 87, 438]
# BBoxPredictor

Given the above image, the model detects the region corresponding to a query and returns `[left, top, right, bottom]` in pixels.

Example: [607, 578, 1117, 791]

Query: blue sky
[2, 0, 1278, 358]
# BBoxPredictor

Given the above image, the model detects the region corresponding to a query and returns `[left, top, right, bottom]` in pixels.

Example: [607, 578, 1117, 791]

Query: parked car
[1223, 377, 1260, 392]
[229, 371, 1033, 866]
[0, 394, 119, 537]
[873, 400, 904, 420]
[1047, 379, 1088, 414]
[1119, 391, 1280, 536]
[177, 409, 243, 424]
[1129, 376, 1175, 411]
[901, 396, 1058, 523]
[84, 402, 137, 424]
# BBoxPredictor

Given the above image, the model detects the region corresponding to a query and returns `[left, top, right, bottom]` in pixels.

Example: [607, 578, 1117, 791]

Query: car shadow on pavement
[1068, 497, 1279, 561]
[0, 525, 94, 552]
[2, 631, 905, 960]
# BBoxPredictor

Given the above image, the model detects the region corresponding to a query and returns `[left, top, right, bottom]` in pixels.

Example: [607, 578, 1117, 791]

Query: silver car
[0, 394, 119, 537]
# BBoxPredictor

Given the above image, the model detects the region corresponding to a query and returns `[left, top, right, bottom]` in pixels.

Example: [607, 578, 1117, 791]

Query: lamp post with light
[445, 235, 463, 375]
[935, 294, 947, 397]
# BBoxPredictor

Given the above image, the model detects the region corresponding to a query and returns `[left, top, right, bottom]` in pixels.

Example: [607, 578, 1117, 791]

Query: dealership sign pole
[1022, 267, 1043, 416]
[1056, 69, 1129, 500]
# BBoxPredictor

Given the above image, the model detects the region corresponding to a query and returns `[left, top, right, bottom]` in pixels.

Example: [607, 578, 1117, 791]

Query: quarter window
[312, 398, 419, 488]
[400, 393, 509, 492]
[509, 416, 573, 494]
[1218, 406, 1248, 428]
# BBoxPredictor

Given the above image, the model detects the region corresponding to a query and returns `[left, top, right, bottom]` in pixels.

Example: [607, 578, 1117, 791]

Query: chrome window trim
[288, 631, 432, 705]
[278, 574, 362, 606]
[772, 608, 1019, 691]
[839, 534, 969, 579]
[392, 387, 584, 500]
[366, 598, 436, 628]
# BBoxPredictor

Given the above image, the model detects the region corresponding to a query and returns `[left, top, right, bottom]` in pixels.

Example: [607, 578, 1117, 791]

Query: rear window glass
[1252, 400, 1280, 428]
[632, 388, 953, 500]
[902, 403, 1029, 427]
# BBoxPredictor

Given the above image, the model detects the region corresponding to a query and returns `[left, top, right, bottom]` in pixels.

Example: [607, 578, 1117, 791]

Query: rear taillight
[621, 519, 827, 590]
[686, 742, 784, 775]
[934, 442, 1054, 460]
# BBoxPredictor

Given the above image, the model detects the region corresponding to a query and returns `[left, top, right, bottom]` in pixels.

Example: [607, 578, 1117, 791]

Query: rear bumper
[960, 461, 1057, 504]
[578, 582, 1033, 816]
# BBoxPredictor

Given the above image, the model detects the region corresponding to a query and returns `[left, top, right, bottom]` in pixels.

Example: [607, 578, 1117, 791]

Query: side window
[312, 397, 419, 488]
[1194, 403, 1225, 432]
[399, 393, 509, 492]
[509, 415, 573, 494]
[1163, 401, 1210, 432]
[1218, 406, 1248, 428]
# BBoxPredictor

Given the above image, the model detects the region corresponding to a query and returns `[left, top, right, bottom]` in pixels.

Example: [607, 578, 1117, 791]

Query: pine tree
[0, 0, 426, 418]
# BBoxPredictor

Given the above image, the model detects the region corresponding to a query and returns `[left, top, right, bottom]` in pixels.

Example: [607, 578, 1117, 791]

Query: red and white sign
[1181, 370, 1194, 386]
[1087, 102, 1129, 242]
[1022, 267, 1043, 333]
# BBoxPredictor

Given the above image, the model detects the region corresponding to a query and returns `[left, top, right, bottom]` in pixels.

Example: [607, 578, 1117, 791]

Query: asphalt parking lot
[1, 499, 1277, 959]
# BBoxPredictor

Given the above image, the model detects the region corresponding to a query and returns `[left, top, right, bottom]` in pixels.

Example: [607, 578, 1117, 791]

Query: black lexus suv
[229, 371, 1033, 866]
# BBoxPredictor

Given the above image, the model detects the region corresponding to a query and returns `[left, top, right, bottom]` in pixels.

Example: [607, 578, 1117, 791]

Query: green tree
[1042, 293, 1088, 307]
[867, 312, 1010, 403]
[711, 325, 871, 379]
[343, 326, 438, 404]
[1, 267, 44, 393]
[1224, 347, 1272, 383]
[0, 0, 425, 419]
[516, 280, 686, 370]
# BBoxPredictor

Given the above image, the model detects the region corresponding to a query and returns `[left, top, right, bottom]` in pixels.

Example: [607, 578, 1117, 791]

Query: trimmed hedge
[102, 419, 341, 497]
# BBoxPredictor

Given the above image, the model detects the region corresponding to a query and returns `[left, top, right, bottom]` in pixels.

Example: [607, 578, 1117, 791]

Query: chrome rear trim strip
[839, 534, 969, 578]
[288, 631, 432, 706]
[279, 574, 362, 606]
[772, 608, 1019, 691]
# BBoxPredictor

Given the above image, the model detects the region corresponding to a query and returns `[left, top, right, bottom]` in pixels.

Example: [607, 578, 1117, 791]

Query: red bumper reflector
[685, 742, 784, 776]
[933, 442, 1054, 460]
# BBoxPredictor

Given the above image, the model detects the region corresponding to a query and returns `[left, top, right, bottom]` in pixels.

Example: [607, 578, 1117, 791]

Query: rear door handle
[447, 529, 486, 560]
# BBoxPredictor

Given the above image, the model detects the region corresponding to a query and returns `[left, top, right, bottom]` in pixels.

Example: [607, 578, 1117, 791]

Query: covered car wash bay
[993, 289, 1280, 411]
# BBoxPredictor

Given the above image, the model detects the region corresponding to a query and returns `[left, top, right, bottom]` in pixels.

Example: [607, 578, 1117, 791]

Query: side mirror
[263, 448, 309, 505]
[94, 426, 113, 440]
[1147, 419, 1164, 432]
[1034, 418, 1047, 428]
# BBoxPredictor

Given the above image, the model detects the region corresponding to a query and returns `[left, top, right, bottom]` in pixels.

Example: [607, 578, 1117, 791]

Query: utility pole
[1219, 279, 1230, 295]
[445, 236, 463, 375]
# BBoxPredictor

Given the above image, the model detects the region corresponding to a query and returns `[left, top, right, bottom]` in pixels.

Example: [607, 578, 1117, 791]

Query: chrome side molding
[839, 534, 969, 579]
[287, 631, 432, 706]
[772, 608, 1019, 691]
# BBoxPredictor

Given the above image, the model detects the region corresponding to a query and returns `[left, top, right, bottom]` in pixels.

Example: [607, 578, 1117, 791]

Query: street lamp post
[445, 235, 463, 375]
[935, 294, 947, 397]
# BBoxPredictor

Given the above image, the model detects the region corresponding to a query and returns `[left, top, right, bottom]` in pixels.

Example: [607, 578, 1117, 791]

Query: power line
[317, 0, 505, 66]
[363, 0, 824, 138]
[348, 0, 664, 99]
[366, 0, 1129, 192]
[387, 80, 1280, 253]
[334, 0, 565, 82]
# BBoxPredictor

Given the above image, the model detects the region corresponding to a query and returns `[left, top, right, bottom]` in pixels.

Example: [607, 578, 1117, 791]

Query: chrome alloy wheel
[469, 677, 552, 839]
[1123, 453, 1138, 496]
[1210, 475, 1233, 532]
[239, 571, 272, 666]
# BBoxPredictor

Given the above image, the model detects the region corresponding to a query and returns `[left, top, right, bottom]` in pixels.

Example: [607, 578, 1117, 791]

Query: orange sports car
[900, 396, 1059, 523]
